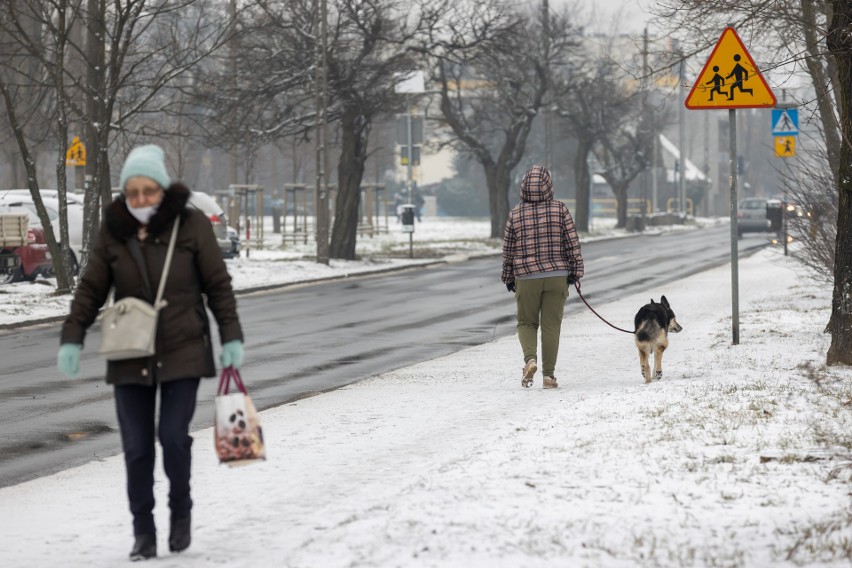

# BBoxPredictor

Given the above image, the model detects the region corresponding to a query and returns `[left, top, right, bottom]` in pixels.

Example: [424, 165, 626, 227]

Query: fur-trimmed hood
[105, 182, 190, 241]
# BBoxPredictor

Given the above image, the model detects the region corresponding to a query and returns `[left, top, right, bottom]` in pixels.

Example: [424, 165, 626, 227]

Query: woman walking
[501, 164, 584, 389]
[57, 145, 244, 560]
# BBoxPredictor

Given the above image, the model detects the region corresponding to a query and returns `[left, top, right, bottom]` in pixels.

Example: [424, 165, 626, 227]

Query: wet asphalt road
[0, 224, 767, 487]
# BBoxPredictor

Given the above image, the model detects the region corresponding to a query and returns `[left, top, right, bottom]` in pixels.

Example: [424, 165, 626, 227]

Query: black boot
[129, 533, 157, 561]
[169, 513, 191, 553]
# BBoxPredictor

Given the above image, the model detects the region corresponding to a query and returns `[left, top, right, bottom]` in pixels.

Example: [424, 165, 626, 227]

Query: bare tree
[777, 147, 836, 281]
[0, 0, 51, 190]
[825, 0, 852, 366]
[432, 4, 576, 238]
[593, 105, 653, 228]
[555, 51, 638, 230]
[0, 0, 78, 292]
[1, 0, 236, 289]
[197, 0, 468, 260]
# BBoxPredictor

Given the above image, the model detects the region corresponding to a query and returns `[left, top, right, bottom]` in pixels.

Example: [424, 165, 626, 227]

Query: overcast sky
[551, 0, 653, 34]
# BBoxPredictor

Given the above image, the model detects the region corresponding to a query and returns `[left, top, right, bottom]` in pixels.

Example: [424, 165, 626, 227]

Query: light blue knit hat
[119, 144, 171, 191]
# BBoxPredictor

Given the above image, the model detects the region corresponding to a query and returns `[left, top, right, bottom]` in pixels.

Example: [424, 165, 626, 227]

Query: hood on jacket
[519, 165, 554, 203]
[105, 182, 190, 241]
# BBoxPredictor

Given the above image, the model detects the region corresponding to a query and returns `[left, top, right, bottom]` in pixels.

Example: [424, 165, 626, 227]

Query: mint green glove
[220, 340, 244, 369]
[58, 343, 82, 378]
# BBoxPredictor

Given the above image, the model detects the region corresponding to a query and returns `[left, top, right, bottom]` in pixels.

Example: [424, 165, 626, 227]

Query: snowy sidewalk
[2, 247, 850, 567]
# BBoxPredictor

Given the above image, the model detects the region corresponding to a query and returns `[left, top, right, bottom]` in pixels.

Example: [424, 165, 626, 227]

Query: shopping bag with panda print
[214, 367, 266, 466]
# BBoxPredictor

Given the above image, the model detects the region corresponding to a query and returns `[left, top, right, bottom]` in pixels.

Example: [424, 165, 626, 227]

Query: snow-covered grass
[1, 243, 849, 567]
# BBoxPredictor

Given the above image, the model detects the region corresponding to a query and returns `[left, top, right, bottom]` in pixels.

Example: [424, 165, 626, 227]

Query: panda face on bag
[229, 409, 246, 432]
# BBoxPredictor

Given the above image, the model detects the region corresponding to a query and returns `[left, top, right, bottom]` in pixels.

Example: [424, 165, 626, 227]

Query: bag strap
[154, 218, 180, 309]
[217, 366, 248, 396]
[127, 239, 153, 302]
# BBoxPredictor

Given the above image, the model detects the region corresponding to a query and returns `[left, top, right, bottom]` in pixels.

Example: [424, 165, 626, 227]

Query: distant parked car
[736, 197, 770, 238]
[0, 195, 83, 273]
[0, 216, 52, 284]
[187, 191, 240, 259]
[0, 189, 85, 206]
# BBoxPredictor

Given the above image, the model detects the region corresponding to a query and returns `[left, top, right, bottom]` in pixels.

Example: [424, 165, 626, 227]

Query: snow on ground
[1, 240, 849, 567]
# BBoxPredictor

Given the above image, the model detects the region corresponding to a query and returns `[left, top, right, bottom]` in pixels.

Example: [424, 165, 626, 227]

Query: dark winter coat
[61, 183, 243, 385]
[501, 165, 585, 283]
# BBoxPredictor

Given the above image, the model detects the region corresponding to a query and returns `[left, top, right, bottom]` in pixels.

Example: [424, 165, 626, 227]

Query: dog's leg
[638, 347, 651, 384]
[654, 343, 667, 381]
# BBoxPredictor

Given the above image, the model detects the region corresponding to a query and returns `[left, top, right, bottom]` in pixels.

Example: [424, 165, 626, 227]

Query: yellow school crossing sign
[774, 136, 796, 157]
[685, 27, 776, 109]
[65, 136, 87, 166]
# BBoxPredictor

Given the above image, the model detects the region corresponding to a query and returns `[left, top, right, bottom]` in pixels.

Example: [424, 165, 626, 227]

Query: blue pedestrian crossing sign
[772, 108, 798, 135]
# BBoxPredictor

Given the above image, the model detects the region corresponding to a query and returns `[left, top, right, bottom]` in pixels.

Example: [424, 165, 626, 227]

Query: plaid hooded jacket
[501, 165, 584, 283]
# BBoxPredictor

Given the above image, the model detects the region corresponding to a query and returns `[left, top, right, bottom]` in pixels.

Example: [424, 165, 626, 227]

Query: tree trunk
[573, 139, 592, 232]
[81, 0, 107, 274]
[613, 182, 629, 228]
[801, 0, 842, 187]
[329, 106, 368, 260]
[825, 1, 852, 365]
[483, 160, 511, 239]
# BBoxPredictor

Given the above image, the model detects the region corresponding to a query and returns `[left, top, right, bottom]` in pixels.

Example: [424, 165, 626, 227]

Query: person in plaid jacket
[502, 164, 584, 389]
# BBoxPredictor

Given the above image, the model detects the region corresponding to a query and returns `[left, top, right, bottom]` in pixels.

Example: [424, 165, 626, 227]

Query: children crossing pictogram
[725, 54, 754, 100]
[65, 136, 87, 167]
[685, 27, 776, 109]
[705, 66, 727, 101]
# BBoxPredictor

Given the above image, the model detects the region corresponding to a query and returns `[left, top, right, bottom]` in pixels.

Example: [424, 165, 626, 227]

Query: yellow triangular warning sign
[65, 136, 87, 166]
[685, 27, 776, 109]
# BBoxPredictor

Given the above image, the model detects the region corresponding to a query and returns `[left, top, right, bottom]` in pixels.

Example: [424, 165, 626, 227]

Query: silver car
[736, 197, 770, 237]
[187, 191, 240, 258]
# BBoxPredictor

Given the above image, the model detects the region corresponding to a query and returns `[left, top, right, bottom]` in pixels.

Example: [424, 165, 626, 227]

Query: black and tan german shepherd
[634, 296, 683, 383]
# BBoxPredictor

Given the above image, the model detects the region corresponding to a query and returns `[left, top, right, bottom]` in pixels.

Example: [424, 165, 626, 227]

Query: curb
[234, 257, 453, 295]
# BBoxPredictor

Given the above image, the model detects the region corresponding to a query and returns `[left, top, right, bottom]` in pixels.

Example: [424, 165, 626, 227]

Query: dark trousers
[114, 378, 200, 536]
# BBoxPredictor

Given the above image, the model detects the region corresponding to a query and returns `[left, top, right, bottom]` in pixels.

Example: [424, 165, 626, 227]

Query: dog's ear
[661, 295, 669, 307]
[650, 298, 655, 304]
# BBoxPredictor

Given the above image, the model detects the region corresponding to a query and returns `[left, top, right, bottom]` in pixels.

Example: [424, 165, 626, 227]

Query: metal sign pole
[406, 94, 414, 259]
[729, 108, 740, 345]
[684, 26, 775, 347]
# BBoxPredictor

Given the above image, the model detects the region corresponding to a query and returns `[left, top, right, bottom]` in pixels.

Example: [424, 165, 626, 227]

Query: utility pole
[228, 0, 238, 186]
[641, 26, 649, 219]
[85, 0, 106, 260]
[406, 94, 414, 258]
[314, 0, 330, 264]
[542, 0, 552, 171]
[678, 49, 687, 216]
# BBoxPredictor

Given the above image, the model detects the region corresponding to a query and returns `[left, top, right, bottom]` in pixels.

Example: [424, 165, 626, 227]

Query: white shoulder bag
[98, 219, 180, 361]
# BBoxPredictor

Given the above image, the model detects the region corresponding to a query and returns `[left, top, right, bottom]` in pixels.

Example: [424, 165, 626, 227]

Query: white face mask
[127, 203, 158, 225]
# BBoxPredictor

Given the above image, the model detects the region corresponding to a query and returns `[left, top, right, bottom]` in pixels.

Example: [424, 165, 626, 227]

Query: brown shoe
[521, 359, 537, 388]
[543, 375, 558, 389]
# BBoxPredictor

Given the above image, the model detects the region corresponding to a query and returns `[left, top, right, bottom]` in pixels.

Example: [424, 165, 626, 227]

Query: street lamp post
[395, 71, 425, 258]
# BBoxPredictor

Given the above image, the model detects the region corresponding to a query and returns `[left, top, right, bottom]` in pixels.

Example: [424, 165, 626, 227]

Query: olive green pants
[515, 276, 569, 376]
